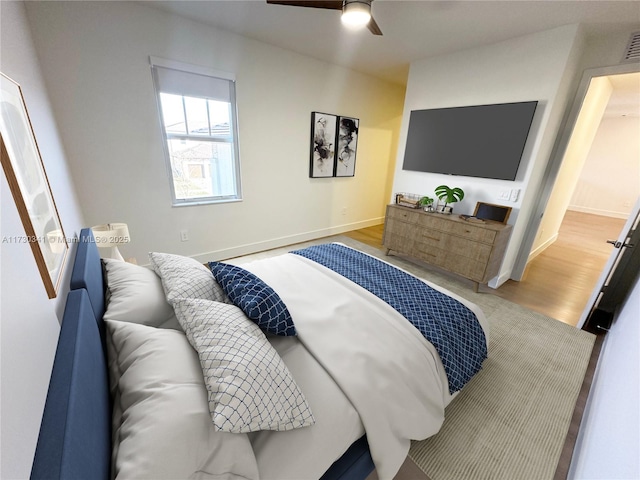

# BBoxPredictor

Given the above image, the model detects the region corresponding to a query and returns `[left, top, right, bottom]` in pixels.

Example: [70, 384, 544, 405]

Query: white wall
[569, 115, 640, 218]
[0, 2, 85, 478]
[569, 274, 640, 480]
[391, 25, 584, 286]
[24, 1, 405, 264]
[531, 76, 613, 256]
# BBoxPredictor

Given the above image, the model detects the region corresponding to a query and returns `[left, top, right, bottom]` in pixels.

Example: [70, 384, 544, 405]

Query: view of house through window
[161, 94, 236, 199]
[151, 58, 241, 205]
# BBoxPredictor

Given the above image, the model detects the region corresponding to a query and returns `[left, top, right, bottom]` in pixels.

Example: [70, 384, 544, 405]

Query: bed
[30, 228, 489, 480]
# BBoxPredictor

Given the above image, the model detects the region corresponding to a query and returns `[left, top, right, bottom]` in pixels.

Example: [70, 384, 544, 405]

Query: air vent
[623, 31, 640, 62]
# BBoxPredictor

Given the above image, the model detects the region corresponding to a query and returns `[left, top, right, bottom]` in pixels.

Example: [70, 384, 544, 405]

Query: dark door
[581, 198, 640, 332]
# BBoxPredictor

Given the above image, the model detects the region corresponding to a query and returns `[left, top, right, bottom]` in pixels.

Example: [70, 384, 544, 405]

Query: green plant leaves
[435, 185, 464, 205]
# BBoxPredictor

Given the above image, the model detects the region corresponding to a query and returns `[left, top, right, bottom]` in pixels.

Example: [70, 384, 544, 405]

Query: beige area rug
[408, 302, 595, 480]
[230, 236, 596, 480]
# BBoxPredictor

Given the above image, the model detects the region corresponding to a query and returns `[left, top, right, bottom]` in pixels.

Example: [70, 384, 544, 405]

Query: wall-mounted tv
[402, 101, 538, 181]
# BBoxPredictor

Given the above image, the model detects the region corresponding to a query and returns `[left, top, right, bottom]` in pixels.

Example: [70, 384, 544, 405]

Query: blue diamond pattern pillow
[208, 262, 296, 336]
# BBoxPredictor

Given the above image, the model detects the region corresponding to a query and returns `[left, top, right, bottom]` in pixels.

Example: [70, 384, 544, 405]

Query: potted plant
[418, 195, 434, 212]
[434, 185, 464, 214]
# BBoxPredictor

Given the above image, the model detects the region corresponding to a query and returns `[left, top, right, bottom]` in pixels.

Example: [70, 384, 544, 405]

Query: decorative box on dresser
[383, 204, 513, 292]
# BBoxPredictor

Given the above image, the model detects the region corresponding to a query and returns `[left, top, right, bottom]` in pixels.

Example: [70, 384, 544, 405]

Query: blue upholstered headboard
[31, 229, 111, 480]
[69, 228, 105, 320]
[30, 228, 373, 480]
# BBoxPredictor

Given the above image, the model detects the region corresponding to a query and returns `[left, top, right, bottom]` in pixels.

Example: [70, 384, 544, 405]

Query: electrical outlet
[180, 230, 189, 242]
[623, 200, 632, 208]
[341, 207, 347, 216]
[498, 190, 510, 200]
[509, 189, 520, 202]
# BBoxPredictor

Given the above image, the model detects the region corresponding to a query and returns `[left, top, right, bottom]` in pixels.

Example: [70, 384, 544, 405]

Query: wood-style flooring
[492, 210, 626, 326]
[344, 210, 626, 326]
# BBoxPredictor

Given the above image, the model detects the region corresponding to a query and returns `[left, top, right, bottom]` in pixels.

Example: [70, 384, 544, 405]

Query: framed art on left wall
[310, 112, 337, 178]
[0, 72, 68, 298]
[335, 116, 359, 177]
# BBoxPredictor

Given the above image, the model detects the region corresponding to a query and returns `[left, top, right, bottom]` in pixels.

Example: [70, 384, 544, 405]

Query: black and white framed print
[335, 116, 359, 177]
[310, 112, 337, 178]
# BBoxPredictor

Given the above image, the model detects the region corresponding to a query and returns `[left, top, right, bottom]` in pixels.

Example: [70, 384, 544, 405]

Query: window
[150, 57, 242, 205]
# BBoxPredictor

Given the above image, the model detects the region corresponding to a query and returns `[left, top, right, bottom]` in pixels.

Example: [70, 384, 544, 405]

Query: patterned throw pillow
[149, 252, 228, 304]
[172, 298, 315, 433]
[208, 262, 296, 336]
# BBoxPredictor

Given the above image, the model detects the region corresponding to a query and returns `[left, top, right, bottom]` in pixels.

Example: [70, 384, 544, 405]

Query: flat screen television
[402, 101, 538, 181]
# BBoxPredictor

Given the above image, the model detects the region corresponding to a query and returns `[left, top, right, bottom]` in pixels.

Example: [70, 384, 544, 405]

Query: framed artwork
[335, 116, 359, 177]
[0, 72, 68, 298]
[309, 112, 337, 178]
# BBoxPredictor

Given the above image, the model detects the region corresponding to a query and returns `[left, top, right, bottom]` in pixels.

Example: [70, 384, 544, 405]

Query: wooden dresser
[383, 204, 513, 291]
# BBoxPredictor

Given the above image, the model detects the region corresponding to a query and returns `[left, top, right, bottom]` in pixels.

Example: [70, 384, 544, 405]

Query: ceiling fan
[266, 0, 383, 36]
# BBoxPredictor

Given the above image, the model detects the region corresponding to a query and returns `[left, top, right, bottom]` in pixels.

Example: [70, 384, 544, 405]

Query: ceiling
[146, 1, 639, 117]
[605, 72, 640, 118]
[148, 0, 640, 86]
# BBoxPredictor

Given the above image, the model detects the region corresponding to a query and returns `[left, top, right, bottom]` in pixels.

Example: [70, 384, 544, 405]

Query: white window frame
[150, 56, 242, 206]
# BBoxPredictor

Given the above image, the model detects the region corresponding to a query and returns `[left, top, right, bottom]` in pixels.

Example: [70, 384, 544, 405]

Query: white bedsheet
[250, 335, 364, 480]
[242, 250, 489, 480]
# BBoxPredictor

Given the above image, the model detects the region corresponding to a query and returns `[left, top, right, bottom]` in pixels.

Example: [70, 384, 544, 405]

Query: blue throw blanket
[291, 244, 487, 393]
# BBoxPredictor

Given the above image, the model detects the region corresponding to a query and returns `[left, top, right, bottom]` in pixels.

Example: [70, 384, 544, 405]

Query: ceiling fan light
[341, 1, 371, 28]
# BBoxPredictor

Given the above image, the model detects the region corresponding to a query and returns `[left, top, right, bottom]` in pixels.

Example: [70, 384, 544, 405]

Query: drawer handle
[424, 235, 440, 241]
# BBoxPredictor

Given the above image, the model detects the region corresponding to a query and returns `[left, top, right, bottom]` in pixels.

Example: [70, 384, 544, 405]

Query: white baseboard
[488, 271, 511, 289]
[191, 217, 384, 264]
[528, 232, 559, 262]
[486, 233, 559, 287]
[567, 205, 629, 220]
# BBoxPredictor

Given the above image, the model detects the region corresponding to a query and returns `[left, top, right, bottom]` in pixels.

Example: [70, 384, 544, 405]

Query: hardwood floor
[492, 210, 625, 326]
[343, 211, 626, 326]
[343, 223, 386, 248]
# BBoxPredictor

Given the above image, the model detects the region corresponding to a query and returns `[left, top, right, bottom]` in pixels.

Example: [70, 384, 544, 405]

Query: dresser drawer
[417, 215, 497, 244]
[445, 236, 492, 263]
[414, 228, 446, 249]
[414, 230, 491, 262]
[385, 232, 415, 254]
[415, 213, 450, 232]
[448, 222, 497, 244]
[387, 205, 421, 224]
[385, 217, 418, 238]
[442, 256, 488, 283]
[413, 244, 447, 268]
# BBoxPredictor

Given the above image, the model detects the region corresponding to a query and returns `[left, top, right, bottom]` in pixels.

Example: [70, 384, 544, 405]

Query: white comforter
[241, 248, 489, 480]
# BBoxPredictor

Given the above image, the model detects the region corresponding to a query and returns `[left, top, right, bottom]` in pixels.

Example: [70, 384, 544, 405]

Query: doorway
[509, 66, 640, 326]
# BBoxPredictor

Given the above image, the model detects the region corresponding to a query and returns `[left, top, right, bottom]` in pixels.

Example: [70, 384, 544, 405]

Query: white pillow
[173, 298, 315, 433]
[106, 320, 260, 480]
[148, 252, 228, 304]
[102, 259, 180, 330]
